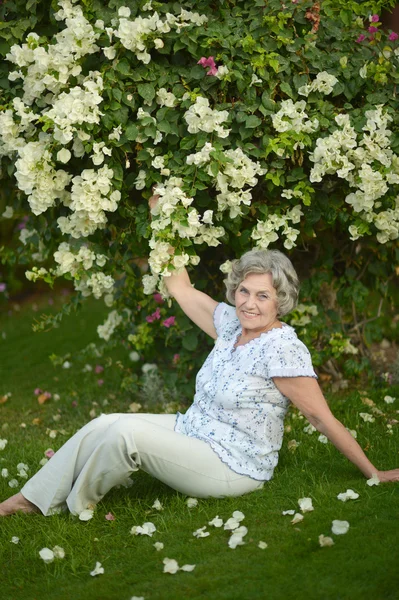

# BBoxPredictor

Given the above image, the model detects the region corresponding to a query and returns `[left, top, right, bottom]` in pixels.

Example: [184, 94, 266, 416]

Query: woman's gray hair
[224, 249, 299, 316]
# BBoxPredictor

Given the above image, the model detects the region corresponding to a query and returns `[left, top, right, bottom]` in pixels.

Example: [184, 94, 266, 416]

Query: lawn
[0, 294, 398, 600]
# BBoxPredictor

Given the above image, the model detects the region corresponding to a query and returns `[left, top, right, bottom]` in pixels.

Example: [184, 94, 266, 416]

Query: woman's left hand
[376, 469, 399, 483]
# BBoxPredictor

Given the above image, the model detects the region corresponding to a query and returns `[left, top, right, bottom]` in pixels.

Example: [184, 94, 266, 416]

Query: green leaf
[115, 59, 131, 75]
[279, 81, 293, 98]
[245, 115, 262, 128]
[125, 123, 138, 141]
[137, 83, 155, 104]
[182, 330, 198, 351]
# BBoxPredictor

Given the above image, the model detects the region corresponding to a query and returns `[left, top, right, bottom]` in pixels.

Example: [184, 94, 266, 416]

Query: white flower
[163, 558, 179, 574]
[318, 434, 328, 444]
[118, 6, 131, 18]
[142, 363, 157, 374]
[193, 526, 210, 538]
[224, 512, 245, 530]
[384, 395, 395, 404]
[228, 525, 248, 549]
[152, 499, 163, 511]
[298, 497, 314, 513]
[153, 542, 164, 551]
[90, 561, 104, 576]
[131, 522, 156, 536]
[186, 497, 198, 508]
[319, 534, 334, 547]
[57, 148, 71, 163]
[129, 351, 140, 362]
[337, 489, 359, 502]
[2, 206, 14, 218]
[258, 541, 268, 549]
[291, 513, 304, 524]
[1, 468, 9, 477]
[11, 537, 20, 544]
[366, 473, 380, 487]
[79, 508, 94, 521]
[8, 479, 19, 488]
[282, 510, 295, 516]
[208, 516, 223, 528]
[303, 423, 317, 434]
[0, 439, 8, 450]
[331, 520, 350, 535]
[52, 545, 65, 559]
[39, 548, 55, 563]
[359, 412, 375, 423]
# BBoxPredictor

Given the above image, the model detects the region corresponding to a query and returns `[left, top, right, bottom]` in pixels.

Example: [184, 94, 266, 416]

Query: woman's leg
[1, 412, 263, 517]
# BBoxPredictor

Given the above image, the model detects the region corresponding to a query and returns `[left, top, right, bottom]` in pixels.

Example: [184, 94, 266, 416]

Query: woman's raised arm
[149, 192, 218, 339]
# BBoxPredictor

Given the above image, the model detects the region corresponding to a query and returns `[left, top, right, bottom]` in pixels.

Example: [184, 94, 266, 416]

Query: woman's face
[234, 272, 279, 334]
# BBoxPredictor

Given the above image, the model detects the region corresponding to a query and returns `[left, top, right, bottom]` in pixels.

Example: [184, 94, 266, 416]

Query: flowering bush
[1, 0, 398, 395]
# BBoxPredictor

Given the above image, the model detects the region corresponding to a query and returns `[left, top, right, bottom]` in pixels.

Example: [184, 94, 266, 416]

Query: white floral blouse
[175, 302, 317, 481]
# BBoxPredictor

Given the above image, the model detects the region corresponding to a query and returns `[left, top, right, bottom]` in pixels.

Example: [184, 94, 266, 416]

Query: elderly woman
[1, 248, 398, 517]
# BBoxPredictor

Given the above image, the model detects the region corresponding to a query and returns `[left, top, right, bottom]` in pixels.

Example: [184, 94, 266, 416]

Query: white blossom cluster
[53, 242, 107, 276]
[251, 205, 303, 250]
[271, 99, 319, 135]
[184, 97, 230, 138]
[298, 71, 339, 97]
[112, 6, 207, 65]
[289, 304, 318, 327]
[74, 271, 115, 299]
[309, 107, 399, 243]
[97, 310, 123, 341]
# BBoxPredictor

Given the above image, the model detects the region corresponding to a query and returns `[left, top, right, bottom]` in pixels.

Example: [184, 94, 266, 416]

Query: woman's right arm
[163, 268, 218, 339]
[148, 190, 218, 339]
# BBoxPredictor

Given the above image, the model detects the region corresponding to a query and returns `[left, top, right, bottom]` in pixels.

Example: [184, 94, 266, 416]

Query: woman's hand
[376, 469, 399, 483]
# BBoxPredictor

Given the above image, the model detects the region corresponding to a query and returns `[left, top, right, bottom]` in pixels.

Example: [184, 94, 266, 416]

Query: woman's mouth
[242, 311, 258, 319]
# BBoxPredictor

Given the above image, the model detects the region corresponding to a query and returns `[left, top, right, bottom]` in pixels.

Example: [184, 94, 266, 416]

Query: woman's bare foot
[0, 492, 40, 516]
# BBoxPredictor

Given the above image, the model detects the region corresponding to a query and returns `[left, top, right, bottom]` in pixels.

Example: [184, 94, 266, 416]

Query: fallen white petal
[131, 522, 156, 536]
[193, 526, 210, 538]
[337, 489, 359, 502]
[52, 545, 65, 559]
[163, 558, 179, 574]
[39, 548, 54, 563]
[331, 520, 350, 535]
[180, 564, 196, 572]
[319, 534, 334, 547]
[228, 525, 248, 549]
[298, 497, 314, 513]
[318, 434, 328, 444]
[79, 509, 94, 521]
[232, 510, 245, 521]
[291, 513, 304, 525]
[366, 473, 380, 487]
[258, 541, 268, 549]
[223, 517, 240, 531]
[208, 516, 223, 528]
[90, 561, 104, 576]
[152, 498, 163, 511]
[11, 536, 20, 544]
[153, 542, 164, 551]
[282, 510, 295, 516]
[186, 497, 198, 508]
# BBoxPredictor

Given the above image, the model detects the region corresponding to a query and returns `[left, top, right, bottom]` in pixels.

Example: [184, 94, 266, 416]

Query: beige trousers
[21, 413, 264, 516]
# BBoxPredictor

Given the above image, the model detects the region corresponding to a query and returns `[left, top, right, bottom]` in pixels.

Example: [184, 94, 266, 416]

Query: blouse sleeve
[265, 336, 317, 379]
[213, 302, 237, 337]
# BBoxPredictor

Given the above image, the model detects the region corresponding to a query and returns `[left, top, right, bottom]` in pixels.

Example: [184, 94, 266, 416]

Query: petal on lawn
[258, 541, 268, 549]
[105, 512, 115, 521]
[186, 497, 198, 508]
[90, 561, 104, 576]
[331, 520, 350, 535]
[152, 499, 163, 511]
[319, 534, 334, 547]
[163, 558, 180, 574]
[282, 510, 295, 516]
[193, 526, 210, 538]
[228, 525, 248, 549]
[52, 545, 65, 559]
[366, 473, 380, 487]
[11, 537, 20, 544]
[180, 564, 196, 572]
[291, 513, 304, 525]
[223, 517, 240, 531]
[153, 542, 164, 551]
[131, 522, 156, 536]
[298, 497, 314, 513]
[337, 489, 359, 502]
[79, 509, 94, 521]
[208, 516, 223, 528]
[39, 548, 55, 563]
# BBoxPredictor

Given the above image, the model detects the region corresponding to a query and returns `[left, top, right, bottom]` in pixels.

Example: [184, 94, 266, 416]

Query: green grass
[0, 295, 398, 600]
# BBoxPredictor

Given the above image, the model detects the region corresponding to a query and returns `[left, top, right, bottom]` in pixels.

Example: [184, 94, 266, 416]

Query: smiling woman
[1, 243, 399, 517]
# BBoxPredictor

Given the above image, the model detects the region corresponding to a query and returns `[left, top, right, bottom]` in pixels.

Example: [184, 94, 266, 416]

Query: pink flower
[105, 512, 115, 521]
[95, 365, 104, 374]
[389, 32, 399, 41]
[45, 449, 55, 458]
[17, 216, 29, 230]
[153, 293, 164, 304]
[370, 14, 379, 22]
[34, 388, 43, 395]
[162, 316, 176, 328]
[368, 26, 378, 33]
[72, 401, 78, 407]
[173, 354, 180, 364]
[0, 283, 6, 292]
[97, 379, 104, 386]
[356, 34, 366, 43]
[197, 56, 218, 76]
[146, 307, 161, 323]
